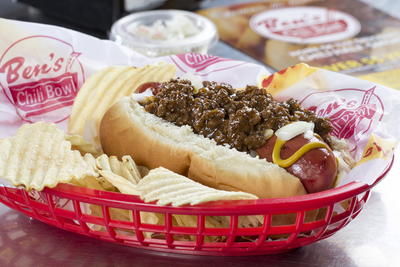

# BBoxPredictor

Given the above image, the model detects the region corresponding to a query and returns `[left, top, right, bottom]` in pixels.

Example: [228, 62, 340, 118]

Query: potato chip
[77, 153, 142, 191]
[83, 153, 97, 168]
[66, 134, 103, 157]
[172, 214, 228, 242]
[70, 175, 104, 191]
[174, 214, 228, 228]
[96, 154, 141, 184]
[121, 156, 142, 184]
[98, 167, 252, 239]
[0, 122, 97, 191]
[85, 204, 135, 232]
[88, 203, 162, 238]
[99, 170, 140, 195]
[259, 63, 317, 96]
[137, 165, 150, 177]
[70, 154, 103, 190]
[137, 167, 257, 207]
[68, 63, 176, 146]
[96, 170, 163, 237]
[238, 215, 263, 228]
[78, 153, 115, 191]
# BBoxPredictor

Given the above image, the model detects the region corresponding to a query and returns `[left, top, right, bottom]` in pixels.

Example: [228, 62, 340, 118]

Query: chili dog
[100, 79, 349, 198]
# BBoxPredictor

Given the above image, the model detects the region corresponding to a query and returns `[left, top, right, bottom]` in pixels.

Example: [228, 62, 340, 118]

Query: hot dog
[100, 79, 347, 198]
[257, 133, 337, 193]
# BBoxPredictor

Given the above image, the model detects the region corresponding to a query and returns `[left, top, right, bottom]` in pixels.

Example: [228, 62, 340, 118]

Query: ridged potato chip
[98, 170, 162, 237]
[137, 167, 258, 207]
[99, 170, 226, 240]
[99, 170, 140, 195]
[70, 175, 104, 191]
[98, 166, 258, 240]
[121, 156, 142, 184]
[83, 153, 97, 169]
[68, 63, 176, 146]
[96, 154, 141, 184]
[0, 122, 97, 191]
[66, 134, 103, 157]
[77, 153, 142, 191]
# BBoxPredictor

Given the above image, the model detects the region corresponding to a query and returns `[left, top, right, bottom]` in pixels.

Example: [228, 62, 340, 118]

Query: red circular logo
[0, 35, 85, 123]
[250, 7, 361, 44]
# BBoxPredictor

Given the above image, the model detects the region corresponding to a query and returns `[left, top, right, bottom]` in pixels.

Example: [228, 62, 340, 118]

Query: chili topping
[140, 79, 332, 152]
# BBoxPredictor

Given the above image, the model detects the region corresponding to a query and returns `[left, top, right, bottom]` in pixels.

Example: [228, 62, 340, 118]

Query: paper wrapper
[0, 18, 399, 192]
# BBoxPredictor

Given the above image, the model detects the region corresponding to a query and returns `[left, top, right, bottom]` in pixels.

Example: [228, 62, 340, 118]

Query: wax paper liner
[0, 18, 399, 198]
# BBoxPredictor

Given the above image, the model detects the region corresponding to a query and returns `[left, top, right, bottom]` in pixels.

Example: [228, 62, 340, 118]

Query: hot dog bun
[100, 96, 307, 199]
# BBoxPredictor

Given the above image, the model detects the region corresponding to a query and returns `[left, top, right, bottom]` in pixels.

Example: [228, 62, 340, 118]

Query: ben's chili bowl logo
[171, 53, 243, 76]
[0, 35, 84, 123]
[300, 87, 384, 153]
[250, 7, 361, 44]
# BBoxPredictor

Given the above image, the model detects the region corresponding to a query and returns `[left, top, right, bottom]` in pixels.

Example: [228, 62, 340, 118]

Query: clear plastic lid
[110, 10, 219, 57]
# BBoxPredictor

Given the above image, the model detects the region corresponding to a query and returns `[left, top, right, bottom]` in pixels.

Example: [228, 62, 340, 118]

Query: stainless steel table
[0, 0, 399, 266]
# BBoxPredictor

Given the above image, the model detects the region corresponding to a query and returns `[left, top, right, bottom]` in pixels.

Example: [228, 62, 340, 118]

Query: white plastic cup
[110, 9, 219, 57]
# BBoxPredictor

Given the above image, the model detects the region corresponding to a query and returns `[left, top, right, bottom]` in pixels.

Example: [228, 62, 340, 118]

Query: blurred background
[0, 0, 398, 38]
[1, 0, 219, 38]
[0, 0, 266, 66]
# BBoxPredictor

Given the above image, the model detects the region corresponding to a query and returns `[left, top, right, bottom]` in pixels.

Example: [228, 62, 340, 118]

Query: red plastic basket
[0, 156, 393, 256]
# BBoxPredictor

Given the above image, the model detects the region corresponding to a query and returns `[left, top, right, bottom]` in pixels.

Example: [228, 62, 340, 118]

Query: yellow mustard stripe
[272, 137, 330, 168]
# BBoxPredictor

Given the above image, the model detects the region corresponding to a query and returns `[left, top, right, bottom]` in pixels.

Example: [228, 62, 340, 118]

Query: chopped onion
[275, 121, 314, 141]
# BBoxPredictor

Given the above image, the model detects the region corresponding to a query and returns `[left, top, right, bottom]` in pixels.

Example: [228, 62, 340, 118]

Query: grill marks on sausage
[141, 79, 332, 152]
